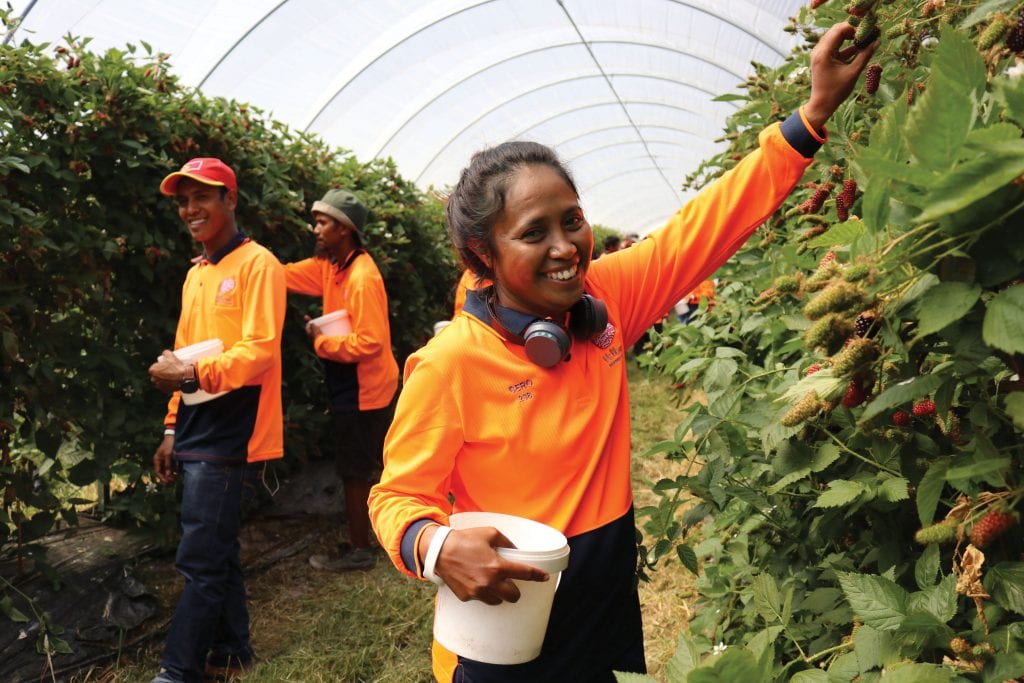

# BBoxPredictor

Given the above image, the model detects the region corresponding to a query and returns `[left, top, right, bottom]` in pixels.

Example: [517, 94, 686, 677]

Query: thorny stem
[824, 429, 901, 476]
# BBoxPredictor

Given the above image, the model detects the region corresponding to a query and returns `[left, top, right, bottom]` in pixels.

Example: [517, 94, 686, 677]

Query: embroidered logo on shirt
[590, 323, 616, 349]
[215, 277, 237, 306]
[507, 378, 534, 403]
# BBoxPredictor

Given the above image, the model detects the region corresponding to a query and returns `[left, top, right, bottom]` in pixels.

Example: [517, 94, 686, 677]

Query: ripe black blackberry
[854, 311, 876, 337]
[1009, 11, 1024, 52]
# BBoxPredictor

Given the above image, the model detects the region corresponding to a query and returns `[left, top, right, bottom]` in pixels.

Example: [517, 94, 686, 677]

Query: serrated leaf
[789, 669, 828, 682]
[861, 178, 891, 232]
[916, 459, 949, 526]
[612, 673, 658, 683]
[813, 480, 864, 509]
[983, 285, 1024, 354]
[676, 544, 698, 574]
[753, 574, 783, 625]
[996, 74, 1024, 125]
[876, 663, 954, 682]
[687, 648, 760, 683]
[985, 563, 1024, 616]
[664, 635, 700, 682]
[1006, 393, 1024, 431]
[962, 0, 1019, 28]
[810, 443, 840, 472]
[767, 467, 811, 494]
[806, 219, 866, 248]
[945, 456, 1010, 483]
[877, 477, 909, 503]
[914, 543, 940, 590]
[837, 572, 908, 630]
[905, 77, 973, 173]
[908, 574, 957, 623]
[915, 282, 981, 337]
[860, 374, 945, 423]
[853, 624, 888, 673]
[918, 142, 1024, 223]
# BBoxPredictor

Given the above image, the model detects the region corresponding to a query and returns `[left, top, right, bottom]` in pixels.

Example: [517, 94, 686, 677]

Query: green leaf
[677, 544, 699, 574]
[837, 572, 908, 630]
[908, 575, 957, 623]
[962, 0, 1019, 28]
[768, 467, 811, 494]
[904, 81, 972, 174]
[875, 663, 954, 682]
[806, 220, 867, 249]
[996, 74, 1024, 124]
[810, 443, 840, 472]
[914, 543, 940, 590]
[877, 477, 909, 503]
[861, 179, 891, 232]
[985, 652, 1024, 682]
[916, 459, 949, 526]
[789, 670, 828, 682]
[860, 374, 945, 423]
[612, 673, 658, 683]
[985, 562, 1024, 616]
[1005, 393, 1024, 431]
[753, 574, 783, 625]
[664, 634, 700, 682]
[687, 648, 761, 683]
[945, 457, 1010, 484]
[813, 480, 865, 509]
[856, 148, 936, 186]
[853, 624, 897, 674]
[0, 596, 29, 622]
[915, 282, 981, 337]
[983, 285, 1024, 354]
[917, 142, 1024, 223]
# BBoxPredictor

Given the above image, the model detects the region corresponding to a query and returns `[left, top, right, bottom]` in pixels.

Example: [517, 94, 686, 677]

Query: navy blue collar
[464, 288, 537, 337]
[204, 230, 248, 264]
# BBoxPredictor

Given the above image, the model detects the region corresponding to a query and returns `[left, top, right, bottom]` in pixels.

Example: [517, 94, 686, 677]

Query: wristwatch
[180, 363, 199, 394]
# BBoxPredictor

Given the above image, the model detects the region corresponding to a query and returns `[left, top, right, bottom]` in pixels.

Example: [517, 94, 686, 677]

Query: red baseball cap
[160, 157, 237, 195]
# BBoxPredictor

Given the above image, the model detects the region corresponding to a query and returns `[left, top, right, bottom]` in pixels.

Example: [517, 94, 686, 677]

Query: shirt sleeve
[283, 258, 324, 297]
[198, 251, 287, 393]
[313, 271, 390, 364]
[368, 357, 461, 579]
[588, 113, 820, 346]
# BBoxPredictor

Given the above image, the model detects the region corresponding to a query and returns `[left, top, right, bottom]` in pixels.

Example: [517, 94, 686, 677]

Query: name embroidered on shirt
[507, 379, 534, 403]
[602, 345, 623, 367]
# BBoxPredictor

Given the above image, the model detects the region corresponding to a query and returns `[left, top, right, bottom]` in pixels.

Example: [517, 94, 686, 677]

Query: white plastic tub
[173, 338, 226, 405]
[307, 309, 352, 337]
[433, 511, 570, 665]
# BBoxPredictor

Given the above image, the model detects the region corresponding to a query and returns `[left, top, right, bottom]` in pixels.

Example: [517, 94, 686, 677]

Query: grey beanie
[311, 189, 368, 235]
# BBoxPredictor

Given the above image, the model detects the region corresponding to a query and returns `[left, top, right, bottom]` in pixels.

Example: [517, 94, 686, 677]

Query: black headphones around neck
[483, 287, 608, 368]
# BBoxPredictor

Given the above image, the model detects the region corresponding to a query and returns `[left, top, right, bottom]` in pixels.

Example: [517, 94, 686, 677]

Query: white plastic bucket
[172, 339, 226, 405]
[433, 511, 570, 665]
[308, 309, 352, 337]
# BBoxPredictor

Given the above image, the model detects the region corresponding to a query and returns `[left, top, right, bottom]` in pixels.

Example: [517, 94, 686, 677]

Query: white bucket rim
[310, 310, 349, 325]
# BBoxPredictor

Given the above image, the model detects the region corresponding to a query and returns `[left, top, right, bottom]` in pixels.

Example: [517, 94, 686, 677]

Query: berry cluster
[892, 410, 910, 426]
[969, 508, 1018, 548]
[914, 521, 956, 545]
[912, 399, 936, 417]
[800, 183, 834, 214]
[854, 311, 875, 337]
[835, 194, 849, 222]
[841, 379, 868, 408]
[819, 250, 837, 269]
[805, 363, 823, 376]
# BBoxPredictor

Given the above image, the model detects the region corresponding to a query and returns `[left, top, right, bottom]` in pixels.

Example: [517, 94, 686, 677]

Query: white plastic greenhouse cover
[5, 0, 807, 236]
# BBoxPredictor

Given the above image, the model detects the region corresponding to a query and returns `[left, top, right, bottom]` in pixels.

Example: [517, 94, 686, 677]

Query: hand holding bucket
[306, 309, 351, 339]
[170, 339, 226, 405]
[430, 512, 570, 665]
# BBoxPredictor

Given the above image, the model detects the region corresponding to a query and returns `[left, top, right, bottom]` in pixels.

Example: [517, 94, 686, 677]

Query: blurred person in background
[283, 189, 398, 571]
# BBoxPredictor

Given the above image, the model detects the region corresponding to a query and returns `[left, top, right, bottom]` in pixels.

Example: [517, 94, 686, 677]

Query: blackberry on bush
[969, 507, 1018, 548]
[865, 63, 882, 93]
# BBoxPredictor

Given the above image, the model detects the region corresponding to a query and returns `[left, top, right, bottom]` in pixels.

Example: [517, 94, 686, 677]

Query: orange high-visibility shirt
[284, 250, 398, 411]
[369, 114, 823, 680]
[452, 268, 490, 317]
[163, 236, 286, 463]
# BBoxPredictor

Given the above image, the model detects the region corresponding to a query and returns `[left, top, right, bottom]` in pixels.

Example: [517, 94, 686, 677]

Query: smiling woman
[368, 22, 876, 683]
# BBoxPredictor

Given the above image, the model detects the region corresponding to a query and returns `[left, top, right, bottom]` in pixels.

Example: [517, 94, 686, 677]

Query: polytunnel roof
[5, 0, 806, 236]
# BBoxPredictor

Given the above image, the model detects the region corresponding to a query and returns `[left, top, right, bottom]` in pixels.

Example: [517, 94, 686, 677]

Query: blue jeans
[159, 461, 256, 683]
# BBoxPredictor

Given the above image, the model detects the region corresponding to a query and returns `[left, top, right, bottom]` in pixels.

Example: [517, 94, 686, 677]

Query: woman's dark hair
[446, 141, 578, 280]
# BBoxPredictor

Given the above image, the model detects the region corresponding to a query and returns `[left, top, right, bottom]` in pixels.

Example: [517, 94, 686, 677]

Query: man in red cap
[148, 157, 286, 683]
[283, 188, 398, 571]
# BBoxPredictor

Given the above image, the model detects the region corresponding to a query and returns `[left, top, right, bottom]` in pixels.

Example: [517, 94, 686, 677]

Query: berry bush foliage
[631, 2, 1024, 681]
[0, 16, 455, 569]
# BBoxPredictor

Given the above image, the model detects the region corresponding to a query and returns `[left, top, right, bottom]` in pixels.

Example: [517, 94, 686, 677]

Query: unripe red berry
[969, 508, 1018, 548]
[865, 64, 881, 94]
[892, 410, 910, 426]
[912, 399, 936, 417]
[805, 363, 823, 376]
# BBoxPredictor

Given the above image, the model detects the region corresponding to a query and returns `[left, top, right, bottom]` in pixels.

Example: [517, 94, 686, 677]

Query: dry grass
[81, 363, 696, 682]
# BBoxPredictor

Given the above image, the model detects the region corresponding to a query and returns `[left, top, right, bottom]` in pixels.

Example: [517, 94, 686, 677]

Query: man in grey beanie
[283, 188, 399, 571]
